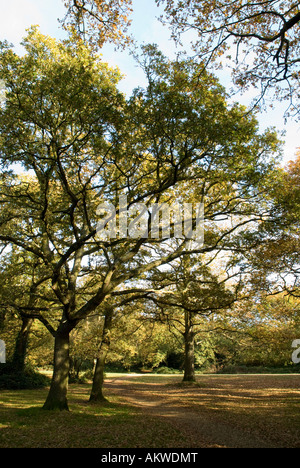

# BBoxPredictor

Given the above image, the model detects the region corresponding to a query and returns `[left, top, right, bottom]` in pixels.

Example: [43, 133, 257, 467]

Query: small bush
[154, 367, 181, 374]
[0, 365, 51, 390]
[69, 368, 95, 384]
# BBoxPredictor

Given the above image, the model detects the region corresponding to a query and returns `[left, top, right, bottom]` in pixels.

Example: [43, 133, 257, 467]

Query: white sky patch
[0, 0, 66, 53]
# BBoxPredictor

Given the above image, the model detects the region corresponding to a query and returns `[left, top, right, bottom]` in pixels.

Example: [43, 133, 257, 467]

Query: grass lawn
[0, 383, 188, 448]
[1, 374, 300, 448]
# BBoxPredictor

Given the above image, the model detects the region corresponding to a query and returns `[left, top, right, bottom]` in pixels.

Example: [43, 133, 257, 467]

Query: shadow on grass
[0, 384, 189, 448]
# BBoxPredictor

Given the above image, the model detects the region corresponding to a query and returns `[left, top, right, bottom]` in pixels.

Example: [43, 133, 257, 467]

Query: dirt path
[104, 374, 300, 448]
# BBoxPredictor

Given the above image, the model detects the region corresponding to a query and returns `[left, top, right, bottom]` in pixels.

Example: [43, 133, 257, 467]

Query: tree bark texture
[12, 316, 33, 373]
[43, 321, 75, 411]
[183, 311, 196, 382]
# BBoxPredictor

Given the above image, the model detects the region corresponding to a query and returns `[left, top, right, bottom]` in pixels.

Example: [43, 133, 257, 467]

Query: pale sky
[0, 0, 298, 164]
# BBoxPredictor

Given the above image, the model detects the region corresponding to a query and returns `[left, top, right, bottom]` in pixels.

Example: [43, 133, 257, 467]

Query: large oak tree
[0, 29, 280, 410]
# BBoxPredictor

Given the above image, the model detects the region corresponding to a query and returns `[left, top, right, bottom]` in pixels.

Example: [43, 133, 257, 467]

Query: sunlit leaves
[0, 28, 281, 339]
[157, 0, 300, 117]
[62, 0, 133, 48]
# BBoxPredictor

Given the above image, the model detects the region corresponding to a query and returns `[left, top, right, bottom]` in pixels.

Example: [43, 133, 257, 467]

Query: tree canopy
[0, 17, 290, 410]
[156, 0, 300, 117]
[62, 0, 133, 48]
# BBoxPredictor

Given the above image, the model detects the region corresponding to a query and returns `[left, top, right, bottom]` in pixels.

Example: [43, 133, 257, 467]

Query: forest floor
[0, 374, 300, 448]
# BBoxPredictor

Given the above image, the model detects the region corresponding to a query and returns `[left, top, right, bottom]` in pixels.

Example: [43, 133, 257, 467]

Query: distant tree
[89, 301, 114, 402]
[218, 294, 300, 368]
[88, 291, 170, 403]
[145, 253, 245, 382]
[106, 300, 180, 372]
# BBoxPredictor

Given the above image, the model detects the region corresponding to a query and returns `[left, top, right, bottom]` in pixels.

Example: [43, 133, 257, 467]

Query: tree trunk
[89, 305, 113, 403]
[12, 316, 33, 373]
[0, 309, 5, 331]
[43, 322, 74, 411]
[183, 311, 196, 382]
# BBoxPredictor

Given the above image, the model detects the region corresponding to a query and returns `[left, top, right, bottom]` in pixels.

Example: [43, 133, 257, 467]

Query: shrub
[0, 364, 50, 389]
